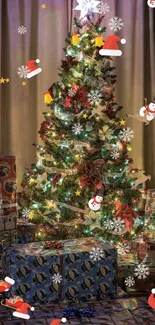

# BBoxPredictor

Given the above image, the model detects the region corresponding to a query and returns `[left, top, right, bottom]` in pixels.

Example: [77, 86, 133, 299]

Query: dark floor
[0, 296, 155, 324]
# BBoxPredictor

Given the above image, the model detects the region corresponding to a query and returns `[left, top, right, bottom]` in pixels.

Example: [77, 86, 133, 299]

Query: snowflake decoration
[18, 25, 27, 35]
[68, 88, 76, 97]
[72, 123, 83, 135]
[74, 0, 100, 18]
[17, 66, 29, 79]
[117, 242, 131, 255]
[89, 247, 105, 261]
[88, 90, 102, 103]
[124, 276, 135, 288]
[104, 220, 114, 230]
[97, 2, 110, 14]
[22, 208, 31, 218]
[111, 148, 120, 160]
[119, 127, 134, 143]
[112, 218, 126, 234]
[134, 264, 149, 279]
[52, 272, 62, 284]
[109, 17, 124, 32]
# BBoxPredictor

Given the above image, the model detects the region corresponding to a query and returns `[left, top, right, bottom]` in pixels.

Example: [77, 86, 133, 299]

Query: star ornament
[75, 190, 81, 196]
[120, 119, 126, 126]
[74, 0, 100, 18]
[0, 77, 5, 83]
[41, 3, 46, 9]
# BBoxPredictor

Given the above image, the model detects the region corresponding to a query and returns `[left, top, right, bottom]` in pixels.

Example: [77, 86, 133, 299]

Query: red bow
[114, 201, 137, 231]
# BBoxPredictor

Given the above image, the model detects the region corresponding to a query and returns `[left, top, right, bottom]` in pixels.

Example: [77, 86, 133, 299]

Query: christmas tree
[21, 13, 145, 248]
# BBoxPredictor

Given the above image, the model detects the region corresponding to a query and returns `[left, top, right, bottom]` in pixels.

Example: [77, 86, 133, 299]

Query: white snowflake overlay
[97, 2, 110, 14]
[117, 243, 131, 255]
[22, 208, 31, 218]
[134, 264, 149, 279]
[68, 88, 76, 97]
[104, 218, 126, 234]
[89, 247, 105, 261]
[111, 148, 120, 160]
[72, 123, 83, 134]
[109, 17, 124, 32]
[119, 127, 134, 143]
[52, 272, 62, 284]
[124, 276, 135, 288]
[88, 90, 102, 103]
[18, 25, 27, 35]
[17, 66, 29, 79]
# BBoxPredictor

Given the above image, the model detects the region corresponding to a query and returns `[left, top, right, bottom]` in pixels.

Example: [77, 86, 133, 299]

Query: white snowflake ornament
[134, 264, 149, 279]
[119, 127, 134, 143]
[68, 88, 76, 97]
[97, 2, 110, 14]
[17, 65, 29, 79]
[88, 90, 102, 104]
[104, 220, 114, 230]
[72, 123, 83, 135]
[18, 25, 27, 35]
[89, 247, 105, 261]
[112, 218, 126, 234]
[109, 17, 124, 32]
[74, 0, 100, 18]
[124, 276, 135, 288]
[22, 208, 31, 218]
[111, 148, 120, 160]
[52, 272, 62, 284]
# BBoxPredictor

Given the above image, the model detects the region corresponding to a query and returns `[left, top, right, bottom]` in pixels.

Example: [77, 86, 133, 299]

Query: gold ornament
[95, 35, 104, 47]
[44, 92, 53, 104]
[72, 33, 80, 45]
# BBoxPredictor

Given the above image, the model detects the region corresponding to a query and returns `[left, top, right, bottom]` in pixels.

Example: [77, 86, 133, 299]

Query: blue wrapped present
[3, 237, 117, 303]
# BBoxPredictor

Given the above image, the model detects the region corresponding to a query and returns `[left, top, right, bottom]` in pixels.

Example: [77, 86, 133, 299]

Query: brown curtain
[0, 0, 155, 190]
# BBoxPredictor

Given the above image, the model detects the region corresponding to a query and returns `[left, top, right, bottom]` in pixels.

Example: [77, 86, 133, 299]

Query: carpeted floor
[0, 296, 155, 324]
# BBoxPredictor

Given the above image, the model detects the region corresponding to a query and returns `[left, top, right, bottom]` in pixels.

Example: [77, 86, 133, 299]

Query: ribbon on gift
[43, 241, 64, 249]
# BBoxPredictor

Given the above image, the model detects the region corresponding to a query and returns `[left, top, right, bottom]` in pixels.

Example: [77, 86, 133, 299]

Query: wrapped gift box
[17, 223, 36, 244]
[0, 156, 17, 245]
[145, 189, 155, 215]
[3, 238, 117, 303]
[117, 252, 155, 294]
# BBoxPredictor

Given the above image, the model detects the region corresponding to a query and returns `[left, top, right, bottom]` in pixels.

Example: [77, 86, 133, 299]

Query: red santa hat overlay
[26, 59, 42, 78]
[50, 318, 67, 325]
[99, 35, 126, 56]
[13, 303, 35, 320]
[4, 276, 15, 285]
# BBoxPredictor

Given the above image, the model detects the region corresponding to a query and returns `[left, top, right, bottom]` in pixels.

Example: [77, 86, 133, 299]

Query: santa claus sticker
[88, 189, 103, 211]
[147, 0, 155, 8]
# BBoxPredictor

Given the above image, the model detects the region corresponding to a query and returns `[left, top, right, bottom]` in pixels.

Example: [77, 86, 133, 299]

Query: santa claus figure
[13, 302, 35, 320]
[139, 96, 155, 121]
[88, 190, 103, 211]
[0, 276, 15, 293]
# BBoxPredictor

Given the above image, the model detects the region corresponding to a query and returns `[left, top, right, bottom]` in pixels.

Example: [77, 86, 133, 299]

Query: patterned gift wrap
[3, 238, 117, 303]
[145, 189, 155, 215]
[117, 252, 155, 294]
[17, 223, 36, 244]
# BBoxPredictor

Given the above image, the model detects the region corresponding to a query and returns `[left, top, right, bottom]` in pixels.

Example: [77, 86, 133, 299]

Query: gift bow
[114, 201, 138, 231]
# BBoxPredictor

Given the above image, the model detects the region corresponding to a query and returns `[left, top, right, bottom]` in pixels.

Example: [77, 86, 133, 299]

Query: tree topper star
[74, 0, 100, 18]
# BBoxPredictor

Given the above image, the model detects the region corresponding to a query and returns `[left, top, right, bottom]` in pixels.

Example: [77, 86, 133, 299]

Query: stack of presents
[0, 156, 155, 313]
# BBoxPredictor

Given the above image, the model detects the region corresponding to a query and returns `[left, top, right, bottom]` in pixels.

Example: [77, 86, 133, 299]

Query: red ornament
[52, 173, 62, 187]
